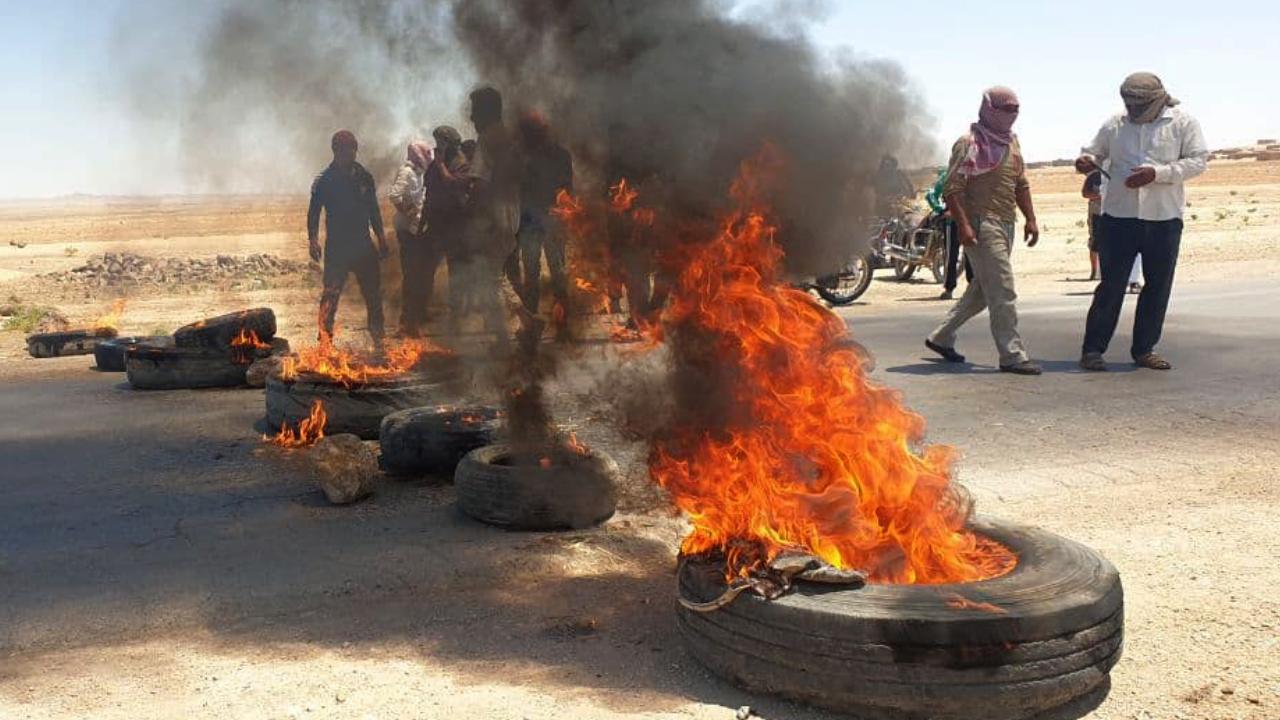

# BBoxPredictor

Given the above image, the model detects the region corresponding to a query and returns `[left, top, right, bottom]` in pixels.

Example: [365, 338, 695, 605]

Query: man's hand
[1024, 218, 1040, 247]
[1074, 155, 1098, 174]
[308, 236, 322, 263]
[957, 222, 977, 247]
[1125, 166, 1157, 189]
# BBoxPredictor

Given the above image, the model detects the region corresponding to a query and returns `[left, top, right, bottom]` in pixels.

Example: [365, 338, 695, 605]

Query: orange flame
[608, 178, 639, 213]
[231, 328, 271, 350]
[650, 148, 1015, 585]
[95, 299, 127, 333]
[268, 399, 327, 448]
[280, 336, 452, 387]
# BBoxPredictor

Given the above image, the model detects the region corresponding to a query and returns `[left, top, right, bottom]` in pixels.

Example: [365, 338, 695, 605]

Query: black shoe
[925, 339, 965, 363]
[1000, 360, 1042, 375]
[939, 289, 954, 300]
[1079, 352, 1107, 371]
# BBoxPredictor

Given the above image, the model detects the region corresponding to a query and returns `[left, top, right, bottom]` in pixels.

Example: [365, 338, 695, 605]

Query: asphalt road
[1, 276, 1276, 718]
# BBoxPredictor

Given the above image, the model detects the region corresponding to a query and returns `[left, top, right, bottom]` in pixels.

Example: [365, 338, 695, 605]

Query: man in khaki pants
[925, 86, 1042, 375]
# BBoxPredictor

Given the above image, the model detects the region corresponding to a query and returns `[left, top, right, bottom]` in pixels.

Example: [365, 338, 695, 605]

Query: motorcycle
[871, 211, 950, 284]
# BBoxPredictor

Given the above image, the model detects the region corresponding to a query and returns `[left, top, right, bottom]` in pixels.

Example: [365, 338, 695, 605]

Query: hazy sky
[2, 0, 1276, 198]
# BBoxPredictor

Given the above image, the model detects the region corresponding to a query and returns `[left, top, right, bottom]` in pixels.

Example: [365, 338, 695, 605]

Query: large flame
[268, 399, 326, 448]
[280, 335, 452, 387]
[644, 150, 1013, 585]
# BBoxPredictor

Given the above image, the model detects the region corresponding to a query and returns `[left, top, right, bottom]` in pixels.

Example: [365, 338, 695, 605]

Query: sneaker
[1079, 352, 1107, 372]
[999, 360, 1042, 375]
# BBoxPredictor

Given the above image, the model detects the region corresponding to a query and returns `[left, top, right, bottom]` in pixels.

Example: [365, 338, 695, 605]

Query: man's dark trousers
[1082, 214, 1182, 358]
[321, 244, 384, 341]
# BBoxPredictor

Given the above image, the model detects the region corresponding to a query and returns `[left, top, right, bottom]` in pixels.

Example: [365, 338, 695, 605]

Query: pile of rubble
[42, 252, 308, 289]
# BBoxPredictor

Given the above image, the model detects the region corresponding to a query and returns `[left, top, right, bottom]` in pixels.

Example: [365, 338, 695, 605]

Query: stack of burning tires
[125, 308, 281, 389]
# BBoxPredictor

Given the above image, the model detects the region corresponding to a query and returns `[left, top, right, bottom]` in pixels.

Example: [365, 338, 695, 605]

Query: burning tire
[265, 374, 454, 440]
[26, 329, 115, 358]
[455, 443, 618, 530]
[173, 307, 276, 350]
[676, 518, 1122, 720]
[94, 335, 173, 372]
[379, 405, 502, 477]
[125, 346, 248, 390]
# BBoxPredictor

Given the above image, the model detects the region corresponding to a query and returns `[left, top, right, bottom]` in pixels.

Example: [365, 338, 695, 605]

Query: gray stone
[309, 434, 378, 505]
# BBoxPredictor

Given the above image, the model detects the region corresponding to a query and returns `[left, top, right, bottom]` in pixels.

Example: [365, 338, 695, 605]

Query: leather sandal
[1134, 352, 1172, 370]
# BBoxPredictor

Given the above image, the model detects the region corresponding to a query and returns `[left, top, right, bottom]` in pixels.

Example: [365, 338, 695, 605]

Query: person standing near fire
[515, 111, 574, 336]
[1076, 72, 1207, 371]
[307, 130, 388, 348]
[389, 140, 433, 337]
[924, 86, 1042, 375]
[463, 86, 520, 347]
[416, 125, 472, 336]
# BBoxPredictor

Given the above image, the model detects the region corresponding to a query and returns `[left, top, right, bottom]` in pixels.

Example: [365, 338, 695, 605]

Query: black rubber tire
[379, 405, 502, 477]
[677, 517, 1122, 720]
[125, 346, 247, 390]
[814, 255, 872, 306]
[892, 259, 918, 281]
[265, 374, 454, 440]
[931, 250, 947, 284]
[26, 329, 114, 358]
[455, 443, 618, 530]
[173, 308, 276, 351]
[94, 336, 173, 372]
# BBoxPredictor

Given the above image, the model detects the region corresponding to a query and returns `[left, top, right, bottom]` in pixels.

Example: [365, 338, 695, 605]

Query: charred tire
[379, 405, 502, 477]
[892, 259, 918, 281]
[173, 308, 276, 350]
[26, 330, 114, 358]
[125, 346, 247, 390]
[454, 443, 618, 530]
[94, 336, 173, 372]
[814, 256, 872, 306]
[266, 375, 452, 440]
[677, 517, 1123, 720]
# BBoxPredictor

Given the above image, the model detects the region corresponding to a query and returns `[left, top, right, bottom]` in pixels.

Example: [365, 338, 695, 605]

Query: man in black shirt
[307, 130, 389, 346]
[515, 111, 574, 319]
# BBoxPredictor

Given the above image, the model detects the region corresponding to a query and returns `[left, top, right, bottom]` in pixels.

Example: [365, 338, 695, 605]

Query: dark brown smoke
[450, 0, 934, 275]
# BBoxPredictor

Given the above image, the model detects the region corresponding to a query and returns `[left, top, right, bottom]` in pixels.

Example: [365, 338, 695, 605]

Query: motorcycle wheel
[815, 256, 872, 306]
[892, 259, 917, 281]
[930, 252, 947, 284]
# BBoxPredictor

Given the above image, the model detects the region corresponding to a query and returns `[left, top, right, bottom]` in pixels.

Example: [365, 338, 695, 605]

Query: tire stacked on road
[676, 517, 1123, 720]
[266, 374, 454, 440]
[454, 443, 618, 530]
[379, 405, 502, 477]
[126, 308, 276, 390]
[26, 329, 116, 359]
[94, 336, 174, 372]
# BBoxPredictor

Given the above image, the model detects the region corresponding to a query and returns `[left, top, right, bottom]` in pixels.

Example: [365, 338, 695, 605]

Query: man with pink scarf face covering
[925, 86, 1042, 375]
[389, 140, 435, 336]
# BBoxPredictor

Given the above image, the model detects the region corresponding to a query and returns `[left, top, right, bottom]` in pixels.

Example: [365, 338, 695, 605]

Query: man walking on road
[390, 140, 433, 336]
[307, 130, 389, 347]
[925, 86, 1042, 375]
[1076, 72, 1208, 371]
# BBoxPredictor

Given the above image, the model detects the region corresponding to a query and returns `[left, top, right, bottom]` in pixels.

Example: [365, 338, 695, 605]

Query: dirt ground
[1, 159, 1278, 719]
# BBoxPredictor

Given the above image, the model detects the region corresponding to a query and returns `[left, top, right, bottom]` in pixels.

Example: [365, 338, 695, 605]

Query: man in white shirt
[1075, 72, 1208, 371]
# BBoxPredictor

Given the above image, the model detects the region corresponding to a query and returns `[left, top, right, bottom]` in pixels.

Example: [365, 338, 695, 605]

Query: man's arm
[1016, 183, 1039, 247]
[388, 166, 414, 215]
[945, 193, 976, 247]
[367, 179, 387, 256]
[1154, 115, 1209, 185]
[1075, 119, 1114, 174]
[307, 177, 323, 262]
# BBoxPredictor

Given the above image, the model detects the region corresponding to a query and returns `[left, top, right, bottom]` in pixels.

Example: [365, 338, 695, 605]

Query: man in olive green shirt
[925, 87, 1042, 375]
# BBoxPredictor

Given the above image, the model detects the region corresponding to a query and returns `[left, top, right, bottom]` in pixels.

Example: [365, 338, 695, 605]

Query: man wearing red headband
[307, 130, 389, 347]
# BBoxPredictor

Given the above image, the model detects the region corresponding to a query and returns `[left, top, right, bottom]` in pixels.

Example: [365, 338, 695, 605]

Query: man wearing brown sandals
[1075, 72, 1207, 371]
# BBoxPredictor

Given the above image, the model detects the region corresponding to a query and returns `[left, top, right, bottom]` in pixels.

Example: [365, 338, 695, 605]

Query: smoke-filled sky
[1, 0, 1276, 198]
